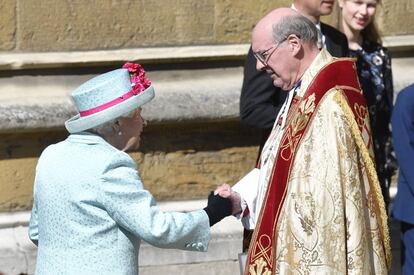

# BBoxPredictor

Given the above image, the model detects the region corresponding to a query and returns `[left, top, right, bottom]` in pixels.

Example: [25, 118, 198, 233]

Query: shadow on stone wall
[0, 121, 262, 211]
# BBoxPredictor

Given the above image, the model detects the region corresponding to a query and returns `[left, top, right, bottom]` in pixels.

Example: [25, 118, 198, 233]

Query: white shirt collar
[290, 3, 321, 26]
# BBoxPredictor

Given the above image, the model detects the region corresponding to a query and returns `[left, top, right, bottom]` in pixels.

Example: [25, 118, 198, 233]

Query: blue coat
[29, 132, 210, 275]
[392, 84, 414, 225]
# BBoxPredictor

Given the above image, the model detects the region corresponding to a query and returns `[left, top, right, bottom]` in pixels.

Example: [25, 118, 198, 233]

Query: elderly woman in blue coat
[28, 63, 232, 275]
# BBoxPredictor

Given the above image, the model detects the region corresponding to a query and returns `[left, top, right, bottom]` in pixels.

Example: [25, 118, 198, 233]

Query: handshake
[203, 184, 242, 226]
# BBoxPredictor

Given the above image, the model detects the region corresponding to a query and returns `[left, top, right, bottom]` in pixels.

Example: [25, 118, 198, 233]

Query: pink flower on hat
[123, 62, 142, 72]
[122, 62, 151, 93]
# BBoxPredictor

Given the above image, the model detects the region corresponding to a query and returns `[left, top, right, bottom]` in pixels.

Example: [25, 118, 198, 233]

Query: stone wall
[1, 0, 290, 52]
[0, 123, 259, 212]
[1, 0, 412, 53]
[377, 0, 414, 35]
[0, 0, 413, 214]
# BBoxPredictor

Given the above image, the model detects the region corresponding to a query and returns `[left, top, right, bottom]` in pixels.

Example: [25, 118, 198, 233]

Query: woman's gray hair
[272, 15, 318, 45]
[88, 109, 136, 136]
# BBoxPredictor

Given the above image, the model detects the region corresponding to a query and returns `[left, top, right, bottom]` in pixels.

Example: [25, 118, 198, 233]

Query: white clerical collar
[291, 3, 322, 28]
[275, 81, 301, 129]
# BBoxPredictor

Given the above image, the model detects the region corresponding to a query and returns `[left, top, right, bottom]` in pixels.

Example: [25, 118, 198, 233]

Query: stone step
[0, 67, 242, 133]
[0, 187, 403, 275]
[0, 200, 243, 275]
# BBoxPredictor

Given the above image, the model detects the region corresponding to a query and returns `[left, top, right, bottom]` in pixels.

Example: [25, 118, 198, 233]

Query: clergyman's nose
[256, 60, 266, 71]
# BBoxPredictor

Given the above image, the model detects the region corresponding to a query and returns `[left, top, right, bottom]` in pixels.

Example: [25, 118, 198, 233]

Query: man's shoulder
[396, 84, 414, 105]
[320, 22, 347, 39]
[313, 55, 360, 90]
[320, 22, 348, 57]
[401, 84, 414, 93]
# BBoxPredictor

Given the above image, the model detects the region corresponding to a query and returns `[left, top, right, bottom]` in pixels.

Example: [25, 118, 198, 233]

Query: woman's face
[117, 108, 146, 152]
[339, 0, 377, 32]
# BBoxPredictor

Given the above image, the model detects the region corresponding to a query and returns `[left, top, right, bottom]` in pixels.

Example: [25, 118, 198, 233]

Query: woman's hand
[214, 184, 242, 215]
[203, 192, 232, 226]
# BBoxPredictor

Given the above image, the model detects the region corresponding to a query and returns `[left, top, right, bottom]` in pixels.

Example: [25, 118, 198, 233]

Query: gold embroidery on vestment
[280, 94, 316, 161]
[280, 129, 301, 161]
[251, 234, 273, 266]
[248, 256, 272, 275]
[249, 235, 273, 275]
[354, 103, 367, 130]
[292, 93, 316, 137]
[293, 192, 316, 236]
[366, 190, 377, 218]
[333, 90, 392, 270]
[354, 103, 373, 149]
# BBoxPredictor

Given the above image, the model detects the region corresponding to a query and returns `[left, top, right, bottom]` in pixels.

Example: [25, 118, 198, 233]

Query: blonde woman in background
[339, 0, 397, 210]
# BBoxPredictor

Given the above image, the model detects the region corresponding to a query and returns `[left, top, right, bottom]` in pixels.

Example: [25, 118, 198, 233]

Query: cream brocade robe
[235, 50, 389, 274]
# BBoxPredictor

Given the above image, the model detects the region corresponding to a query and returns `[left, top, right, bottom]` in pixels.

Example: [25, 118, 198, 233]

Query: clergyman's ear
[286, 34, 301, 54]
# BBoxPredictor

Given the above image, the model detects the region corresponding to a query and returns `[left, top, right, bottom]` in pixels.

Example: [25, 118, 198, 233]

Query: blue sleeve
[392, 88, 414, 193]
[97, 151, 210, 251]
[28, 179, 39, 246]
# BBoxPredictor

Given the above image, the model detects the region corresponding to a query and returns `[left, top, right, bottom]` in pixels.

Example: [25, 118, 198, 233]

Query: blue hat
[65, 63, 155, 133]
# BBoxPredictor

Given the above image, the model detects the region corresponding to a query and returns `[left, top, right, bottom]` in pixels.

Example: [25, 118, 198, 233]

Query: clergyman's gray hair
[271, 15, 318, 45]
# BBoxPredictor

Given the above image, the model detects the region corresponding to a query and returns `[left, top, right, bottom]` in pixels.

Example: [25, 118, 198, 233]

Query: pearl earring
[118, 131, 122, 136]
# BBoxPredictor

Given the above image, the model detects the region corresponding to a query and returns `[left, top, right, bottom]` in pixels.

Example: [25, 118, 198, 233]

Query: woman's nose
[359, 4, 368, 15]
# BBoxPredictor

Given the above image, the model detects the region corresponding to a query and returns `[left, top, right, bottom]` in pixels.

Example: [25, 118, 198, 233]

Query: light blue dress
[28, 132, 210, 275]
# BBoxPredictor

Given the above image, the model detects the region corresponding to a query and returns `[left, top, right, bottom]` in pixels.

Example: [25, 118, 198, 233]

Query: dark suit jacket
[391, 84, 414, 225]
[240, 22, 349, 153]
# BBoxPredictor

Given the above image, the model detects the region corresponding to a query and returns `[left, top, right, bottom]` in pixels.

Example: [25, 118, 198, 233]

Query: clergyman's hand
[214, 184, 242, 215]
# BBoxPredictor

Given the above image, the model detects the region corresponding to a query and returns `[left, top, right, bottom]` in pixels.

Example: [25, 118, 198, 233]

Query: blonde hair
[338, 0, 382, 43]
[361, 17, 382, 43]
